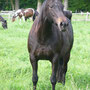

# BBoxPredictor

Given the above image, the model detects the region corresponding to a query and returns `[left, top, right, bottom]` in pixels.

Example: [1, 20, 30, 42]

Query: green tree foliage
[68, 0, 90, 12]
[0, 0, 12, 10]
[20, 0, 37, 9]
[0, 0, 90, 12]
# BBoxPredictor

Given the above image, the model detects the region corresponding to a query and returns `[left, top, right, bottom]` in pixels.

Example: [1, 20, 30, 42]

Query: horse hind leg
[30, 54, 38, 90]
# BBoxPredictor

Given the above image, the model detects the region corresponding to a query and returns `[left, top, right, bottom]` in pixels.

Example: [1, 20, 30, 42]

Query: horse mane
[38, 0, 47, 21]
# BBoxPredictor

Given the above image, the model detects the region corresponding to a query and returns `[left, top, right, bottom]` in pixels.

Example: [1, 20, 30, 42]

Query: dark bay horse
[28, 0, 73, 90]
[12, 8, 39, 22]
[0, 15, 7, 29]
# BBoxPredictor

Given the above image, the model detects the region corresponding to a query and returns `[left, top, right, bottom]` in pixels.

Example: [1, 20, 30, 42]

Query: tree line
[0, 0, 90, 12]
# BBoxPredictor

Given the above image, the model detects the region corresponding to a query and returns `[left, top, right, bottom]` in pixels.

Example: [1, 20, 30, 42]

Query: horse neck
[36, 0, 52, 43]
[37, 16, 52, 43]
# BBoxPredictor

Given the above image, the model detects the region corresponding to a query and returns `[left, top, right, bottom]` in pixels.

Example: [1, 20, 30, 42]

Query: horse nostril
[60, 22, 68, 28]
[60, 22, 65, 27]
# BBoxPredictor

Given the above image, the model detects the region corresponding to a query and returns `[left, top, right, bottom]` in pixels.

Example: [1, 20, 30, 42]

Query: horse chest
[31, 32, 62, 59]
[34, 44, 54, 59]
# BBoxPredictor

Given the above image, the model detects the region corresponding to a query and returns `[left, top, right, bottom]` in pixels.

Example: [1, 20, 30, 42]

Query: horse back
[24, 8, 33, 17]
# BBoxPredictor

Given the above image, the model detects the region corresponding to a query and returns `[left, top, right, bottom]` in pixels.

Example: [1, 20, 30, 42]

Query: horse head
[12, 15, 16, 22]
[12, 9, 23, 22]
[45, 0, 68, 32]
[2, 20, 7, 29]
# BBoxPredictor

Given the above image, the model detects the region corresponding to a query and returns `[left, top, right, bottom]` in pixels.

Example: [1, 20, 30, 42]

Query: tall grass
[0, 19, 90, 90]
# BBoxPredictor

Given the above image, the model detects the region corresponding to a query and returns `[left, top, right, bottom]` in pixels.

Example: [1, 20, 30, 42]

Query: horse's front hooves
[62, 80, 65, 85]
[57, 78, 65, 85]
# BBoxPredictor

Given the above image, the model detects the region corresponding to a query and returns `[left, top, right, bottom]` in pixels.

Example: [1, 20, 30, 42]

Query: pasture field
[0, 19, 90, 90]
[72, 13, 90, 21]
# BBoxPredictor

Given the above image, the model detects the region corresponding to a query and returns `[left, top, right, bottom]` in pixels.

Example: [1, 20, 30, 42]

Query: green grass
[0, 19, 90, 90]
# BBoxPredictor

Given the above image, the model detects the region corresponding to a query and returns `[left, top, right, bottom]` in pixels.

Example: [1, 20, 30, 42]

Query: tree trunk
[10, 0, 14, 10]
[37, 0, 42, 13]
[64, 0, 68, 10]
[15, 0, 19, 10]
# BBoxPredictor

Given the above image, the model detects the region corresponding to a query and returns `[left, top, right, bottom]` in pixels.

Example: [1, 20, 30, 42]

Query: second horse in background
[12, 8, 39, 22]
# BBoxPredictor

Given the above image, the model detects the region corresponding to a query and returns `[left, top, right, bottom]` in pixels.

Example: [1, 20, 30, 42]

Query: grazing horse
[23, 8, 39, 21]
[0, 15, 7, 29]
[12, 8, 39, 22]
[12, 9, 26, 22]
[28, 0, 73, 90]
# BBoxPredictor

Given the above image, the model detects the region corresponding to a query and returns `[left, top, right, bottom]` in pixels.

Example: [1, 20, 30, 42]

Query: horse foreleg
[30, 54, 38, 90]
[50, 54, 58, 90]
[19, 18, 22, 24]
[62, 53, 70, 85]
[22, 16, 25, 22]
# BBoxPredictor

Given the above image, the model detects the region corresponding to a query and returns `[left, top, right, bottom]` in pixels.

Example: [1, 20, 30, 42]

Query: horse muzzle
[56, 17, 68, 32]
